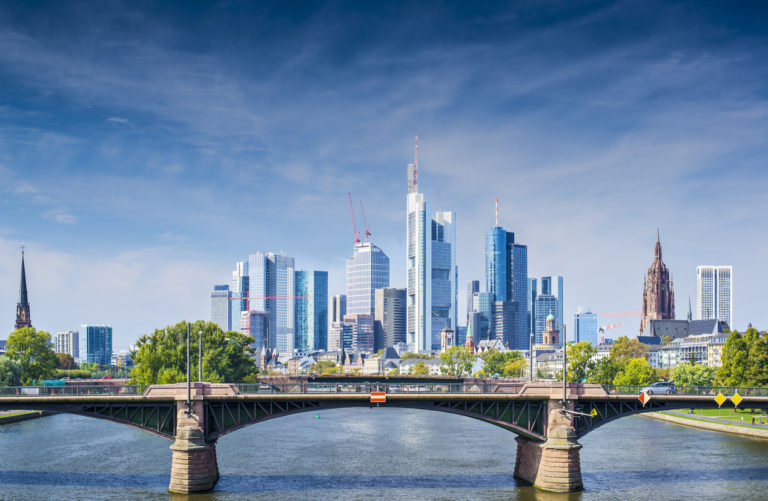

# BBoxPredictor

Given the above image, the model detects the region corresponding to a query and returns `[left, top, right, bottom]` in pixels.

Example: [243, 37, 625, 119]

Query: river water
[1, 408, 767, 500]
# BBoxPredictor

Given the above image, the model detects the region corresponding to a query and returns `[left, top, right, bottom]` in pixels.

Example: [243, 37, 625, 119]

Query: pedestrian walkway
[666, 410, 768, 429]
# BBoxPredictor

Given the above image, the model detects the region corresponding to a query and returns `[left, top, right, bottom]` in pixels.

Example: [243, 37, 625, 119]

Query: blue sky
[1, 1, 767, 348]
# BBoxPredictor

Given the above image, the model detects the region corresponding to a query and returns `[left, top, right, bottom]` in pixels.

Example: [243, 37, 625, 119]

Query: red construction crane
[599, 312, 642, 317]
[227, 295, 310, 300]
[348, 192, 360, 246]
[359, 200, 371, 243]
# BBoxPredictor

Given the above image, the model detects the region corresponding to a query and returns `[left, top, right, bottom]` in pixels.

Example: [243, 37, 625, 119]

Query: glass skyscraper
[210, 285, 231, 331]
[374, 287, 406, 350]
[346, 242, 390, 316]
[697, 265, 733, 328]
[540, 275, 564, 334]
[295, 270, 329, 351]
[406, 146, 457, 352]
[535, 294, 558, 345]
[527, 278, 537, 339]
[574, 307, 598, 345]
[240, 310, 269, 349]
[473, 292, 494, 341]
[82, 324, 112, 366]
[248, 251, 295, 353]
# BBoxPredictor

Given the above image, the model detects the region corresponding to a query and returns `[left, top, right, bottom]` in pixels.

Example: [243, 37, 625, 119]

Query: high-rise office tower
[240, 310, 269, 350]
[210, 285, 232, 331]
[527, 278, 537, 339]
[697, 266, 733, 328]
[484, 199, 528, 349]
[535, 293, 558, 345]
[540, 275, 564, 334]
[472, 292, 494, 341]
[331, 294, 347, 323]
[346, 242, 390, 316]
[343, 314, 374, 352]
[295, 270, 329, 351]
[374, 287, 406, 350]
[574, 307, 598, 345]
[82, 325, 112, 366]
[466, 280, 479, 325]
[230, 261, 249, 333]
[406, 136, 457, 351]
[249, 251, 295, 353]
[15, 248, 31, 330]
[328, 322, 353, 351]
[55, 330, 79, 359]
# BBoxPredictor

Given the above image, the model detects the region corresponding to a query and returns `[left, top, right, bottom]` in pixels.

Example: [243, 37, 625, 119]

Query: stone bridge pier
[514, 399, 583, 492]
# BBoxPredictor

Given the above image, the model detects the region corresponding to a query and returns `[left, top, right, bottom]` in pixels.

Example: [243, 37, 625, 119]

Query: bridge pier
[514, 404, 583, 492]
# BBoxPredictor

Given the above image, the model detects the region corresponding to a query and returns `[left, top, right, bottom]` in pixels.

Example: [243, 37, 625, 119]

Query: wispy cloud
[105, 116, 133, 127]
[42, 209, 77, 225]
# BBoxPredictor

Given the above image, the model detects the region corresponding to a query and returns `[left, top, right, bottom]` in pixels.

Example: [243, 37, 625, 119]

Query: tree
[5, 327, 57, 384]
[309, 360, 342, 375]
[672, 363, 716, 387]
[482, 349, 525, 377]
[586, 358, 622, 384]
[56, 353, 78, 370]
[130, 321, 258, 385]
[746, 332, 768, 386]
[412, 361, 430, 376]
[609, 336, 649, 362]
[567, 341, 596, 383]
[400, 352, 432, 361]
[717, 331, 749, 386]
[387, 368, 400, 376]
[612, 358, 657, 386]
[0, 356, 23, 386]
[661, 335, 673, 345]
[439, 346, 475, 377]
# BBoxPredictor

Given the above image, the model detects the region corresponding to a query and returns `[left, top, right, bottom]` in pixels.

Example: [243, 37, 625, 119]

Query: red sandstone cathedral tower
[639, 230, 675, 334]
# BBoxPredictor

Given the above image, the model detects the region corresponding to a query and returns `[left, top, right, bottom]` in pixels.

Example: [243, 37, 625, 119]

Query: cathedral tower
[15, 248, 32, 330]
[640, 230, 674, 334]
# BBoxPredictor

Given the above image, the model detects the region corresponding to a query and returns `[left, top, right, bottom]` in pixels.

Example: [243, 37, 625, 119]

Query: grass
[0, 410, 40, 419]
[657, 411, 768, 430]
[685, 408, 767, 421]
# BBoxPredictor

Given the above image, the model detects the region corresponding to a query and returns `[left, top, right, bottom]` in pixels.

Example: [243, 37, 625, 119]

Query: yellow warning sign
[590, 408, 598, 417]
[714, 392, 726, 407]
[731, 392, 743, 408]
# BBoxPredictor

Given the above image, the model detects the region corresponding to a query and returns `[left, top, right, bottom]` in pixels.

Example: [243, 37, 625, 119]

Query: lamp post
[198, 330, 203, 383]
[186, 324, 191, 416]
[529, 332, 534, 382]
[561, 324, 567, 408]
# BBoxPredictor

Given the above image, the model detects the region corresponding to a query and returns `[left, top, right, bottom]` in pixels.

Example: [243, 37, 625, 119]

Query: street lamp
[198, 330, 203, 383]
[529, 332, 535, 382]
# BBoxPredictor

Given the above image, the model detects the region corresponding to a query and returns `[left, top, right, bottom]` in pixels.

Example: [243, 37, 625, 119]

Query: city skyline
[1, 2, 766, 347]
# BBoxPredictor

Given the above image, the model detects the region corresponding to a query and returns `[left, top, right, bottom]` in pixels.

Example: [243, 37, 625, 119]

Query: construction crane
[599, 312, 642, 317]
[227, 295, 309, 301]
[359, 200, 371, 243]
[597, 323, 622, 333]
[347, 192, 360, 246]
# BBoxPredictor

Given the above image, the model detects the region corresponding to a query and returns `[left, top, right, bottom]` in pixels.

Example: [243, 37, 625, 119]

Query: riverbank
[646, 411, 768, 439]
[0, 410, 54, 425]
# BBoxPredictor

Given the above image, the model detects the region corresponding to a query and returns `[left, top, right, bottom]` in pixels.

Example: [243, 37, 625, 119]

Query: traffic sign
[370, 391, 386, 403]
[638, 391, 650, 406]
[731, 392, 743, 408]
[590, 408, 598, 417]
[714, 392, 726, 407]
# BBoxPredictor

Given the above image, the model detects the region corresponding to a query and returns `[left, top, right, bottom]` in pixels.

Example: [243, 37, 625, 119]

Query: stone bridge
[1, 379, 765, 494]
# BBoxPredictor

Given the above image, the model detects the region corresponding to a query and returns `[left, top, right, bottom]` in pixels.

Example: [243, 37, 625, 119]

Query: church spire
[15, 247, 32, 330]
[655, 228, 662, 260]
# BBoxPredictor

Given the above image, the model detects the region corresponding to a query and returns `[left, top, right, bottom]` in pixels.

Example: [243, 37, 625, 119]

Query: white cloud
[42, 209, 77, 225]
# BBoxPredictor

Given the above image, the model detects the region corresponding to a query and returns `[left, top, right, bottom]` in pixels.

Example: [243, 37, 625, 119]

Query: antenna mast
[495, 196, 499, 227]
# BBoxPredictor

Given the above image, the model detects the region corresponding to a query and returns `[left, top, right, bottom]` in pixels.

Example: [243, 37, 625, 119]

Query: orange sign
[370, 391, 386, 403]
[638, 391, 650, 406]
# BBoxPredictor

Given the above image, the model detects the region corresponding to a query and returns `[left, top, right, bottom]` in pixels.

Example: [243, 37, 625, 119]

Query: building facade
[331, 294, 347, 323]
[248, 251, 295, 352]
[374, 287, 406, 351]
[82, 325, 112, 366]
[697, 265, 733, 328]
[55, 330, 79, 359]
[294, 270, 328, 351]
[640, 231, 675, 334]
[406, 144, 457, 352]
[574, 307, 598, 345]
[472, 292, 494, 341]
[241, 310, 269, 350]
[346, 242, 390, 316]
[527, 278, 537, 341]
[343, 314, 374, 353]
[210, 285, 231, 331]
[535, 294, 559, 345]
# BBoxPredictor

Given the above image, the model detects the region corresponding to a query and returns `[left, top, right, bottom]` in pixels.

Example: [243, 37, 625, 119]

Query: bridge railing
[602, 384, 768, 397]
[0, 385, 149, 397]
[236, 382, 527, 395]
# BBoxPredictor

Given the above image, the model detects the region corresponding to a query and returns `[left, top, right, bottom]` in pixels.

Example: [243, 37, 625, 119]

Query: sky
[0, 0, 767, 348]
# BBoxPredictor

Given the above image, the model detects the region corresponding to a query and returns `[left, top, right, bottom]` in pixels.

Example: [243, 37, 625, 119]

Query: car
[641, 381, 676, 395]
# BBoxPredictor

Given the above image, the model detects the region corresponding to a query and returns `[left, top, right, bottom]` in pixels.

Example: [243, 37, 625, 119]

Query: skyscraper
[406, 136, 457, 351]
[249, 251, 295, 353]
[535, 293, 558, 345]
[343, 314, 374, 352]
[527, 278, 537, 339]
[82, 325, 112, 366]
[574, 307, 598, 345]
[466, 280, 479, 325]
[374, 287, 406, 350]
[295, 270, 329, 351]
[472, 292, 494, 341]
[484, 199, 528, 349]
[346, 242, 390, 316]
[55, 330, 79, 359]
[15, 248, 31, 330]
[539, 275, 563, 333]
[331, 294, 347, 323]
[640, 230, 675, 334]
[240, 310, 269, 349]
[230, 261, 249, 327]
[697, 266, 733, 328]
[210, 285, 232, 331]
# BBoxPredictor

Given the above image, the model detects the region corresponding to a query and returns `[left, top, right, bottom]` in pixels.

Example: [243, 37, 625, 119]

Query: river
[1, 408, 767, 500]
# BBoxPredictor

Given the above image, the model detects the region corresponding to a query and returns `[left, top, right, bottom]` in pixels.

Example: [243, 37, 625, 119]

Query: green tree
[0, 356, 23, 386]
[309, 360, 342, 375]
[746, 332, 768, 386]
[717, 331, 749, 385]
[400, 352, 432, 360]
[567, 341, 596, 382]
[56, 353, 78, 370]
[609, 336, 649, 362]
[412, 361, 429, 375]
[612, 357, 657, 386]
[5, 327, 57, 384]
[482, 349, 525, 377]
[439, 346, 475, 377]
[661, 335, 673, 345]
[387, 368, 400, 376]
[130, 321, 258, 384]
[672, 362, 716, 387]
[585, 358, 622, 384]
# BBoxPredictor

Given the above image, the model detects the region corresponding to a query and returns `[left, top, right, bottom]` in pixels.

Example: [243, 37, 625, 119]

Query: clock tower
[640, 230, 675, 334]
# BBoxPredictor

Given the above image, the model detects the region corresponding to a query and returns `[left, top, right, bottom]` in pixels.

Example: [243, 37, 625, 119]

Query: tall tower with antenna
[15, 246, 32, 330]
